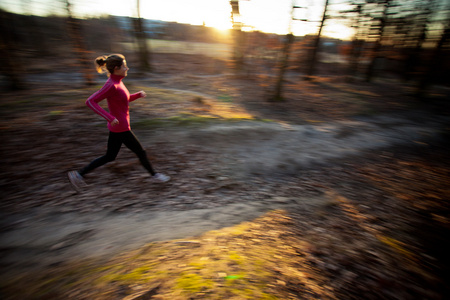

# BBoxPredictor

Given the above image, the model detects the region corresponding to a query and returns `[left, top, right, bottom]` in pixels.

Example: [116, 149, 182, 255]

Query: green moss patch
[1, 210, 333, 299]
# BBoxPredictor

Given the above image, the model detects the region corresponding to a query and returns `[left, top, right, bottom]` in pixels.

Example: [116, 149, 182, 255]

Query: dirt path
[177, 114, 446, 176]
[0, 197, 305, 270]
[1, 113, 447, 273]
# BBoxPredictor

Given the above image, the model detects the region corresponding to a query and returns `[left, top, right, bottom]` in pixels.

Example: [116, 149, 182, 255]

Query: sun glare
[0, 0, 354, 40]
[323, 21, 355, 41]
[140, 0, 232, 31]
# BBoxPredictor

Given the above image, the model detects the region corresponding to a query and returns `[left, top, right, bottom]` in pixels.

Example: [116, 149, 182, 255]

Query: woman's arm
[86, 81, 116, 123]
[129, 90, 146, 102]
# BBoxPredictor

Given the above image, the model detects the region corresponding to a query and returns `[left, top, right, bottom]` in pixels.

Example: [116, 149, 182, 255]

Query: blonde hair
[94, 54, 125, 75]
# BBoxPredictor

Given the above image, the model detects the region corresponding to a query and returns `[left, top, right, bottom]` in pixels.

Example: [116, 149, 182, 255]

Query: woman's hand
[110, 118, 119, 126]
[139, 91, 147, 98]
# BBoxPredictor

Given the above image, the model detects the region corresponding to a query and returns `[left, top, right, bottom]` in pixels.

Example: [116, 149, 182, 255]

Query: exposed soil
[1, 53, 449, 299]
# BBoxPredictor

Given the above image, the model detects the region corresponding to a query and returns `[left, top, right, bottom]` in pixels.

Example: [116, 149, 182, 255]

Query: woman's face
[113, 60, 129, 77]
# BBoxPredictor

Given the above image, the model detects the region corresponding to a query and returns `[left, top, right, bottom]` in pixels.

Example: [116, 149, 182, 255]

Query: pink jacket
[86, 74, 142, 133]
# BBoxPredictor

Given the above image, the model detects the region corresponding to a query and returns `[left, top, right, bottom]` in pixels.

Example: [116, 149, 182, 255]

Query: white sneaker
[68, 171, 87, 192]
[152, 173, 171, 183]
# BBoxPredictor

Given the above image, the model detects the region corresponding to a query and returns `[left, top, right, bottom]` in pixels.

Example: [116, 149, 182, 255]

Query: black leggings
[79, 131, 156, 176]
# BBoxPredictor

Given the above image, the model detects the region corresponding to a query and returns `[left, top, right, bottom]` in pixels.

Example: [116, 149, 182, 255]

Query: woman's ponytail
[94, 55, 108, 74]
[94, 54, 124, 75]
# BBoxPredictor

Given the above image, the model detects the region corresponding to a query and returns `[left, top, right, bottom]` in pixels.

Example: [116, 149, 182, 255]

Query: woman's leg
[79, 131, 123, 176]
[121, 131, 156, 176]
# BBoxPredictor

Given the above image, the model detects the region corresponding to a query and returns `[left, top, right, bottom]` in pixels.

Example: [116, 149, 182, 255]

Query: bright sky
[0, 0, 355, 40]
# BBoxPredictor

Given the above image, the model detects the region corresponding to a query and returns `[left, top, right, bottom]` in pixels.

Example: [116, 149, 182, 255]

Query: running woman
[68, 54, 170, 191]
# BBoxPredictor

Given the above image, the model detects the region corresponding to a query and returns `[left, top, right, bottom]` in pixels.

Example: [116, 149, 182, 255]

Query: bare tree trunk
[305, 0, 329, 80]
[346, 4, 363, 82]
[272, 33, 294, 101]
[347, 39, 364, 82]
[232, 28, 245, 70]
[365, 0, 390, 82]
[21, 0, 49, 56]
[416, 18, 450, 98]
[230, 0, 245, 70]
[271, 0, 299, 101]
[65, 0, 94, 86]
[403, 0, 433, 82]
[134, 0, 151, 71]
[404, 29, 427, 82]
[0, 10, 25, 90]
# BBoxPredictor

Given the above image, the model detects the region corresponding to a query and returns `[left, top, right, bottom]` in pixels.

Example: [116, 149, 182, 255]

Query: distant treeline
[0, 8, 448, 96]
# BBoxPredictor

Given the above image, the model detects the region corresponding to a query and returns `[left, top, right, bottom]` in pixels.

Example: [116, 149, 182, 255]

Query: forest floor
[1, 53, 450, 299]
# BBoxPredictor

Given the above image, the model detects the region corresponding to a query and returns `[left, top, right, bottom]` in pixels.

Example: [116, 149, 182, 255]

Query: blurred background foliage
[0, 0, 448, 99]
